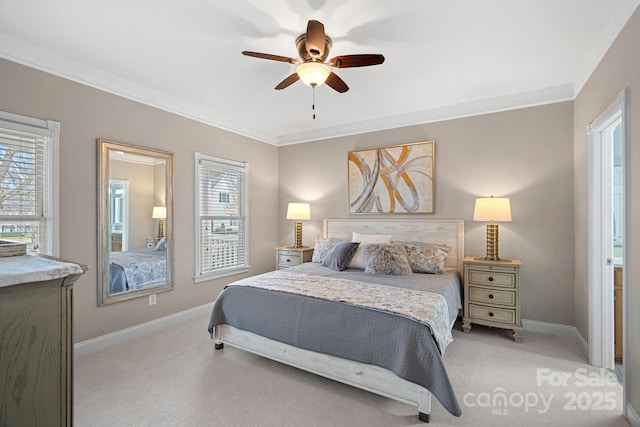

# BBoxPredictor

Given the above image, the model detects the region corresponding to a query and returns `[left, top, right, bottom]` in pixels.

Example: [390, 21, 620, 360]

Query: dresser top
[0, 252, 86, 288]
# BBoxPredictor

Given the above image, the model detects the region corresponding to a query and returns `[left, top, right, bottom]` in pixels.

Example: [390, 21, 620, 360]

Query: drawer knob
[489, 312, 494, 317]
[488, 276, 494, 282]
[488, 294, 494, 299]
[286, 259, 291, 263]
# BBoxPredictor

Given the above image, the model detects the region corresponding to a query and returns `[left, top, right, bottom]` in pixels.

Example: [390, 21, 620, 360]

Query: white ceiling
[1, 1, 638, 145]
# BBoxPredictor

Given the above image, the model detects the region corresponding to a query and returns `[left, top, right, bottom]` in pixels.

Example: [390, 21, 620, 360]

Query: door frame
[586, 88, 629, 409]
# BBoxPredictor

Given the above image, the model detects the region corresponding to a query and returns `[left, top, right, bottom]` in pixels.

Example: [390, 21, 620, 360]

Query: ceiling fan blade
[329, 54, 385, 68]
[325, 72, 349, 93]
[242, 51, 299, 64]
[305, 20, 325, 58]
[275, 73, 300, 90]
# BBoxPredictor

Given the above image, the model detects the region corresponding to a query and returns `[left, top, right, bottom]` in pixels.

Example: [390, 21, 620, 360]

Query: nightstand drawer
[468, 286, 515, 306]
[469, 304, 516, 324]
[278, 254, 302, 266]
[468, 270, 515, 288]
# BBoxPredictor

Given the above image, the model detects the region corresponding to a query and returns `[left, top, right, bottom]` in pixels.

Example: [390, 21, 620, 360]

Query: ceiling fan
[242, 20, 385, 93]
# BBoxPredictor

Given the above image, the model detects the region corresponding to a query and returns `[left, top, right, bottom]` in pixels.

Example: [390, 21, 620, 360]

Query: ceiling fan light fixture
[296, 62, 331, 87]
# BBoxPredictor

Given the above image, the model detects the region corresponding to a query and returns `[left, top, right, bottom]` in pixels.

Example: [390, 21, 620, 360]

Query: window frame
[0, 111, 59, 256]
[194, 152, 249, 282]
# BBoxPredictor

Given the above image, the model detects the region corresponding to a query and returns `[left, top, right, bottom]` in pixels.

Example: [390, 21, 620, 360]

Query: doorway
[109, 179, 130, 252]
[587, 89, 629, 388]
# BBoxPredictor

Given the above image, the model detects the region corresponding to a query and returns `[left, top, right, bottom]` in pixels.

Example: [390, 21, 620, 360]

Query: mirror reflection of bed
[98, 139, 174, 305]
[109, 237, 167, 293]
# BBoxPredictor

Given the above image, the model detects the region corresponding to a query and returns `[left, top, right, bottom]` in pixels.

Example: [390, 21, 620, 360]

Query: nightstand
[146, 237, 159, 248]
[276, 246, 314, 269]
[462, 256, 523, 343]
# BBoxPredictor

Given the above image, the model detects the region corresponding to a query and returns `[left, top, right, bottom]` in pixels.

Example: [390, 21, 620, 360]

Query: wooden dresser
[0, 254, 87, 426]
[462, 256, 523, 343]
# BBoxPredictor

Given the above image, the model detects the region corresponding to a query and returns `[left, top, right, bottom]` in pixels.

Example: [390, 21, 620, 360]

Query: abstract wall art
[348, 141, 434, 214]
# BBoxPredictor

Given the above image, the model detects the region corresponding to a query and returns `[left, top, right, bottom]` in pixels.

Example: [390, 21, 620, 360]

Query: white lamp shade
[286, 202, 311, 220]
[473, 197, 512, 222]
[152, 206, 167, 219]
[296, 62, 331, 87]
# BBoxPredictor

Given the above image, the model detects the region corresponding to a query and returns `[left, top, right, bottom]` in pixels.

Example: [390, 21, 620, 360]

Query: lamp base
[157, 218, 165, 239]
[485, 223, 499, 261]
[293, 221, 303, 248]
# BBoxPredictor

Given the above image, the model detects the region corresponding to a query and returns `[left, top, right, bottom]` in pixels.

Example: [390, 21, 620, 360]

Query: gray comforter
[208, 264, 462, 416]
[109, 248, 166, 293]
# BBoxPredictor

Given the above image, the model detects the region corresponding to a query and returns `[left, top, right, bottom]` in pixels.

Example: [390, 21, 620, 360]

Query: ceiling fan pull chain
[312, 86, 316, 120]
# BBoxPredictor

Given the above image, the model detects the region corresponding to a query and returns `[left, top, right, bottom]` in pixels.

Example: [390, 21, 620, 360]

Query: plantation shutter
[195, 153, 249, 280]
[0, 118, 55, 254]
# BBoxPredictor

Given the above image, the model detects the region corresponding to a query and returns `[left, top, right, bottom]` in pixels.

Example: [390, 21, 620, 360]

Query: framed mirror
[98, 139, 174, 305]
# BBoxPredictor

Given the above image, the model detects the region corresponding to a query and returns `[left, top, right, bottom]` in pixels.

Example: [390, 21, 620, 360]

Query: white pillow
[348, 232, 392, 269]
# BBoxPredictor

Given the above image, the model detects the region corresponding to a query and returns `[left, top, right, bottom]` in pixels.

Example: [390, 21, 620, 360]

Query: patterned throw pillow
[322, 241, 360, 271]
[404, 243, 450, 274]
[312, 237, 344, 263]
[363, 243, 412, 275]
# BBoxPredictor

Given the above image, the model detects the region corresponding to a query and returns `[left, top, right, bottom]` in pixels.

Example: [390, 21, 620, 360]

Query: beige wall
[279, 102, 575, 325]
[0, 58, 279, 342]
[573, 6, 640, 416]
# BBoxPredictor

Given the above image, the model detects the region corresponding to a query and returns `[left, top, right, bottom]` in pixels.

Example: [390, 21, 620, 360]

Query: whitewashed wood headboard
[323, 219, 465, 274]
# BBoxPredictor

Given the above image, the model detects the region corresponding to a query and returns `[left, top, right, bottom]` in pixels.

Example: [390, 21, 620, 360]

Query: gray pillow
[154, 237, 167, 251]
[322, 241, 360, 271]
[312, 237, 344, 263]
[363, 243, 412, 275]
[403, 243, 449, 274]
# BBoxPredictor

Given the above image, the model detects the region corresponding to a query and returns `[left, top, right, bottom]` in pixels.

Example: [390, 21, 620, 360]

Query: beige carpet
[75, 313, 628, 427]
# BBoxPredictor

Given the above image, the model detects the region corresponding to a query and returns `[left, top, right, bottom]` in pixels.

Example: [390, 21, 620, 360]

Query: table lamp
[286, 202, 310, 248]
[152, 206, 166, 239]
[473, 196, 511, 261]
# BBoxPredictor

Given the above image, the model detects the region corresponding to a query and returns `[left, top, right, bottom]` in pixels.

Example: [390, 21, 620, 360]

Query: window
[194, 152, 249, 281]
[0, 111, 59, 255]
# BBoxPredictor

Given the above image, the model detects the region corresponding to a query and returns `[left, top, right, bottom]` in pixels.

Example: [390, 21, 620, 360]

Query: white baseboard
[522, 318, 576, 336]
[522, 318, 589, 360]
[628, 403, 640, 427]
[574, 329, 589, 361]
[74, 302, 213, 357]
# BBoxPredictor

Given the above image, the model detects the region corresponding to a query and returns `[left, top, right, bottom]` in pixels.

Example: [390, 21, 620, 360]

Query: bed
[109, 247, 166, 293]
[208, 219, 464, 422]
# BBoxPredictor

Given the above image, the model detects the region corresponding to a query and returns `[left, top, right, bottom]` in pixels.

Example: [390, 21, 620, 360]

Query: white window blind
[194, 152, 249, 281]
[0, 112, 58, 255]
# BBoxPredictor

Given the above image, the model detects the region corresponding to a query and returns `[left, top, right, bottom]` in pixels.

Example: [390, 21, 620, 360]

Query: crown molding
[0, 27, 610, 147]
[276, 84, 575, 145]
[0, 34, 279, 146]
